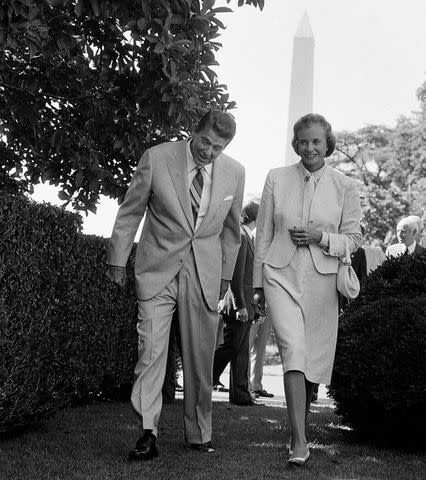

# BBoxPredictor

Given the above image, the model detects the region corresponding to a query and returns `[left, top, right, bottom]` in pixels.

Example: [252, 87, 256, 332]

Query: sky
[32, 0, 426, 237]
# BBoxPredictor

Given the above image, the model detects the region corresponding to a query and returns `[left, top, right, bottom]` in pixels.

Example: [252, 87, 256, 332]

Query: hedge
[0, 193, 138, 433]
[329, 252, 426, 445]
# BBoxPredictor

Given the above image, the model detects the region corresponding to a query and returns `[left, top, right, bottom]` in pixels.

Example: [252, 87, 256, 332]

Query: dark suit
[414, 243, 425, 255]
[213, 225, 257, 404]
[339, 247, 367, 311]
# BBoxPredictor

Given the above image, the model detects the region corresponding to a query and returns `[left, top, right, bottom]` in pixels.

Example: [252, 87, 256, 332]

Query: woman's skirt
[263, 246, 338, 384]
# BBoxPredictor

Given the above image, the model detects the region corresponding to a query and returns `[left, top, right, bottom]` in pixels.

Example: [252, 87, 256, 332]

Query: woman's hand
[288, 227, 322, 246]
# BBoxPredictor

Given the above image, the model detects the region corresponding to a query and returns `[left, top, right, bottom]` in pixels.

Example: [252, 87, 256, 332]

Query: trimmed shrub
[0, 193, 137, 433]
[329, 253, 426, 445]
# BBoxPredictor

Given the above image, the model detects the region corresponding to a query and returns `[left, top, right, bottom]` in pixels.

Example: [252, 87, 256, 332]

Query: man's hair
[241, 200, 259, 225]
[291, 113, 336, 157]
[397, 216, 420, 235]
[195, 110, 236, 141]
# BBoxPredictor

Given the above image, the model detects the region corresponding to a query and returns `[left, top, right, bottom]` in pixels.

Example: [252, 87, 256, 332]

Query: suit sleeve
[253, 171, 274, 288]
[220, 167, 245, 280]
[107, 149, 153, 267]
[326, 179, 363, 257]
[230, 233, 248, 310]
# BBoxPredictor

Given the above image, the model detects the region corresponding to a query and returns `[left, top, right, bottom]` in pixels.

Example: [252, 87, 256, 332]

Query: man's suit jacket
[253, 163, 362, 287]
[221, 226, 257, 322]
[414, 243, 425, 255]
[108, 140, 245, 310]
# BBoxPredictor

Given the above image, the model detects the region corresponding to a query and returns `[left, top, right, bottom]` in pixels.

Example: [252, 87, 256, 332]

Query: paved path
[177, 363, 332, 407]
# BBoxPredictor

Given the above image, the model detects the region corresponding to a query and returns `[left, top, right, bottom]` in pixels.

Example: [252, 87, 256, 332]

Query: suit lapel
[167, 141, 194, 229]
[242, 225, 255, 255]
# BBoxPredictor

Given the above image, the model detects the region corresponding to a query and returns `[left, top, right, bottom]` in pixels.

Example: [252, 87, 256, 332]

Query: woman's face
[296, 124, 328, 172]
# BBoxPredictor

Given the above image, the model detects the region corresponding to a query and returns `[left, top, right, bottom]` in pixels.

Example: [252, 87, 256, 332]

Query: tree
[328, 82, 426, 245]
[0, 0, 265, 212]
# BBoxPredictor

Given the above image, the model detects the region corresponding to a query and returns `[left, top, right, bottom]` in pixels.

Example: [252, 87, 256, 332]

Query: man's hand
[253, 288, 266, 316]
[106, 265, 127, 288]
[219, 279, 230, 299]
[217, 298, 226, 314]
[288, 227, 322, 246]
[236, 308, 248, 323]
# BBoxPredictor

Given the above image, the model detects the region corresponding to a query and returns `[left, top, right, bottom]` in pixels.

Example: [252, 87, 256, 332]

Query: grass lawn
[1, 397, 424, 480]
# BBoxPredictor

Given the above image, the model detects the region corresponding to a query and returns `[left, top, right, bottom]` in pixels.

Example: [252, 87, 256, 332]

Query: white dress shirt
[385, 241, 416, 257]
[187, 140, 213, 231]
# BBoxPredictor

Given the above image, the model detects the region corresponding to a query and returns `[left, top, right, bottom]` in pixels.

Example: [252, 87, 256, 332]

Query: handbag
[336, 237, 360, 299]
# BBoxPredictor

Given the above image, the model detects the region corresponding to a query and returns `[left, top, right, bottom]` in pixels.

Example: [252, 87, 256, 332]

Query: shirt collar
[299, 161, 326, 183]
[186, 139, 213, 177]
[241, 223, 253, 238]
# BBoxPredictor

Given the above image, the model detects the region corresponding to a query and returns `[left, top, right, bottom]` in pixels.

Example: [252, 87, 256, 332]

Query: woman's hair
[291, 113, 336, 157]
[241, 200, 259, 225]
[195, 109, 236, 141]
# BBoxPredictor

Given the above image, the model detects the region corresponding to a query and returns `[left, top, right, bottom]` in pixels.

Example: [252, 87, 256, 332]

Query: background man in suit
[386, 216, 425, 257]
[107, 110, 245, 460]
[212, 200, 259, 406]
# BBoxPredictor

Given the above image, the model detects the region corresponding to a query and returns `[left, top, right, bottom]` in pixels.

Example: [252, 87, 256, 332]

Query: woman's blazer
[253, 163, 362, 287]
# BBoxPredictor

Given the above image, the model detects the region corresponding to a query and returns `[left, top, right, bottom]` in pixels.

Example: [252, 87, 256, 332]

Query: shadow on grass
[0, 398, 425, 480]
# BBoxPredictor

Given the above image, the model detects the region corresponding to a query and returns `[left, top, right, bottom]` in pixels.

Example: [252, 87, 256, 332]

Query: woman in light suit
[253, 114, 362, 466]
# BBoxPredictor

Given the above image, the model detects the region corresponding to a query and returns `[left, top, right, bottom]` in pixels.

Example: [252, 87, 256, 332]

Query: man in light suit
[107, 110, 245, 460]
[385, 216, 425, 257]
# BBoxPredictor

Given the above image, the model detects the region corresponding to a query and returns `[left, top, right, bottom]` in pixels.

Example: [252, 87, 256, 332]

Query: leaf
[58, 190, 69, 201]
[90, 0, 101, 17]
[202, 0, 215, 12]
[211, 7, 233, 13]
[137, 18, 148, 31]
[75, 170, 84, 188]
[75, 0, 85, 17]
[51, 130, 63, 149]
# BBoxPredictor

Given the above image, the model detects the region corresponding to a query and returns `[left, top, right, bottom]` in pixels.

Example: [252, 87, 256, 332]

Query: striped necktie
[190, 167, 204, 226]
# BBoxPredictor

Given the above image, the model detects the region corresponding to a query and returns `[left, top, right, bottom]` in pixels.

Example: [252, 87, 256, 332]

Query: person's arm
[253, 171, 274, 288]
[230, 234, 249, 322]
[220, 168, 245, 282]
[320, 179, 363, 257]
[107, 149, 153, 285]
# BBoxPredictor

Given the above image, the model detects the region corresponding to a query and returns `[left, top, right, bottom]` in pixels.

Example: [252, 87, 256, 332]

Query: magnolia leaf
[212, 7, 233, 13]
[75, 170, 84, 188]
[58, 190, 69, 201]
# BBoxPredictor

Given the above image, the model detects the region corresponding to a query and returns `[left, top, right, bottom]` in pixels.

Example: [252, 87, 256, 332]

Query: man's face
[190, 127, 231, 167]
[397, 224, 416, 247]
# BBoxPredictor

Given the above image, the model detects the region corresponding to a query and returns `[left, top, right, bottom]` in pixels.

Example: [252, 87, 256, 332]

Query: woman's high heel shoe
[287, 448, 310, 466]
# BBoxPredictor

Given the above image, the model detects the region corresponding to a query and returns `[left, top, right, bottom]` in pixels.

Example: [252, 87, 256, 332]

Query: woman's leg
[284, 370, 309, 457]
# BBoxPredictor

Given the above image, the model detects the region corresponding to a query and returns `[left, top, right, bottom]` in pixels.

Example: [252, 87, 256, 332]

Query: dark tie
[190, 167, 204, 226]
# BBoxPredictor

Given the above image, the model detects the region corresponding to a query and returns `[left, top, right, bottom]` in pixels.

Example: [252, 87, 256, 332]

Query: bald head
[396, 216, 419, 247]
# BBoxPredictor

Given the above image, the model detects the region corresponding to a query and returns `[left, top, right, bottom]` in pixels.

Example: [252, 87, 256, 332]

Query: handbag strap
[344, 236, 352, 266]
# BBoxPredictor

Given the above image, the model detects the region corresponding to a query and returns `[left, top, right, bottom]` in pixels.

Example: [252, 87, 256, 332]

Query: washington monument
[285, 12, 314, 165]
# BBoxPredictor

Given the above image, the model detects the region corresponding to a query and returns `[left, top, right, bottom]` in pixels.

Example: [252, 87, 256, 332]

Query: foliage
[0, 0, 264, 213]
[0, 192, 137, 433]
[329, 81, 426, 245]
[329, 253, 426, 445]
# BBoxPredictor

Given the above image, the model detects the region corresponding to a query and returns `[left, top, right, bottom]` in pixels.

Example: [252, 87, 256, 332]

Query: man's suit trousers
[131, 250, 219, 443]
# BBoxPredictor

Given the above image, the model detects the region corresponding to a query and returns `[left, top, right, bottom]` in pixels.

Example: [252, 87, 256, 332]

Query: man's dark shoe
[254, 389, 274, 398]
[190, 441, 215, 453]
[213, 384, 229, 392]
[128, 431, 158, 461]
